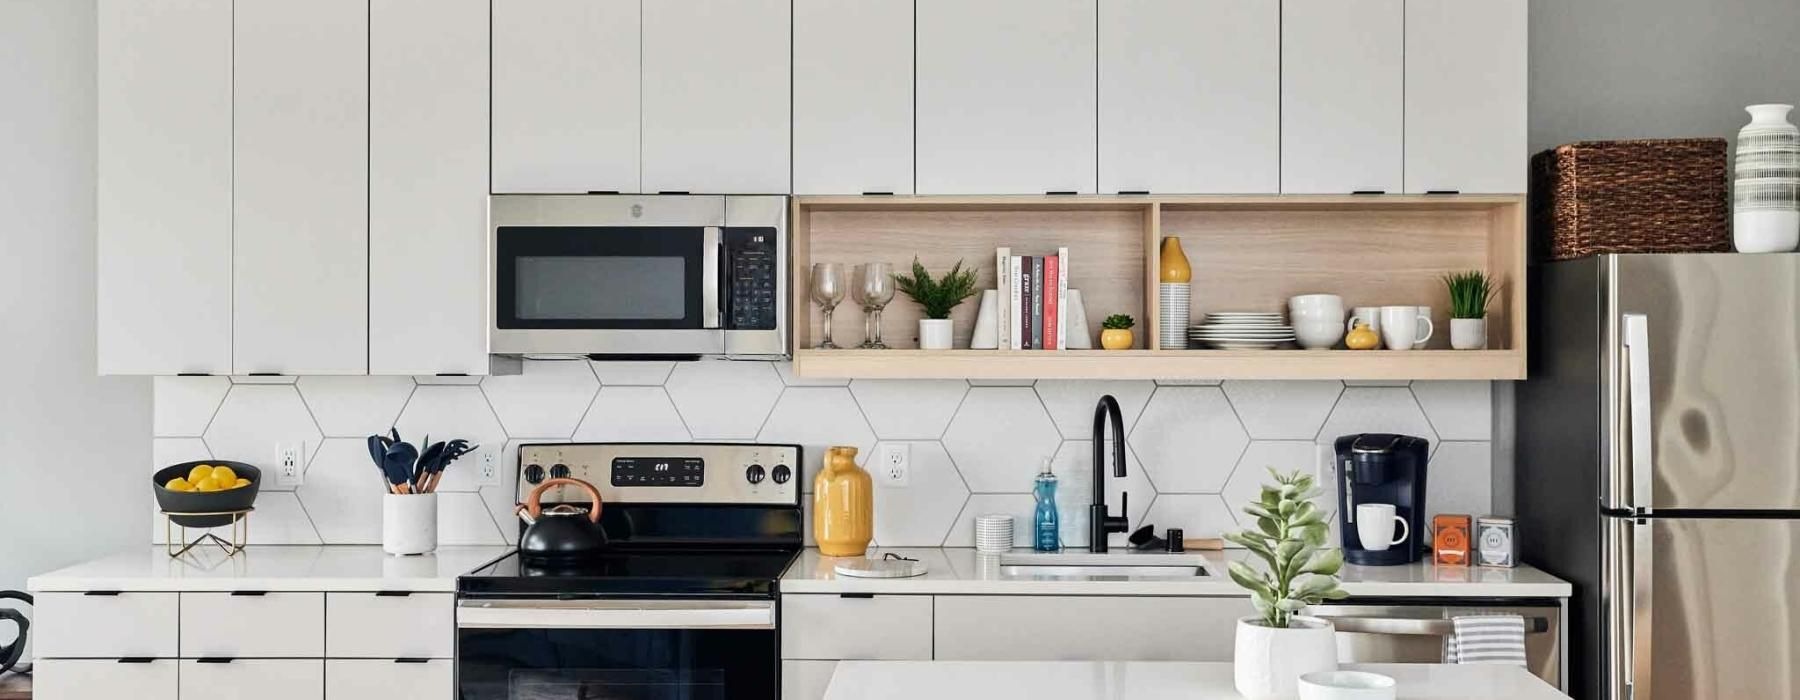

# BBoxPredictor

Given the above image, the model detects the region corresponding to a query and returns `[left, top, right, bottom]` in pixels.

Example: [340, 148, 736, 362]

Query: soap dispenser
[1033, 459, 1061, 552]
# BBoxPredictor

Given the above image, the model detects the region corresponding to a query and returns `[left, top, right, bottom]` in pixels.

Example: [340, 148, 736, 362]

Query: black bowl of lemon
[154, 461, 261, 528]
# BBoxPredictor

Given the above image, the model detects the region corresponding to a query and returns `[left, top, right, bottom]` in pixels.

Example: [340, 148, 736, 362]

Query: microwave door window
[515, 256, 687, 321]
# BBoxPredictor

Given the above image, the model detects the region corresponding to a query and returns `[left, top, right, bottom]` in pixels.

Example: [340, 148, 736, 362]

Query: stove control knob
[745, 464, 766, 484]
[523, 464, 546, 485]
[550, 463, 572, 480]
[770, 464, 792, 485]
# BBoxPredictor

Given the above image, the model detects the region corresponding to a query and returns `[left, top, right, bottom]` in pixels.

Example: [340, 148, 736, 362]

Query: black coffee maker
[1334, 433, 1429, 566]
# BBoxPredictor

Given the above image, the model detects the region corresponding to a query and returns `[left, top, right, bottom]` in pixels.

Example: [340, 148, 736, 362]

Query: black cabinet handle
[394, 658, 431, 664]
[1351, 190, 1387, 195]
[196, 658, 235, 664]
[375, 591, 413, 597]
[861, 191, 895, 196]
[84, 590, 123, 596]
[116, 657, 156, 664]
[839, 592, 875, 599]
[229, 591, 268, 597]
[1425, 189, 1461, 195]
[1117, 190, 1150, 195]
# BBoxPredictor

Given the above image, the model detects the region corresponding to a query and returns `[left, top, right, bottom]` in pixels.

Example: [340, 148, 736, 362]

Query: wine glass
[811, 263, 846, 349]
[857, 263, 895, 349]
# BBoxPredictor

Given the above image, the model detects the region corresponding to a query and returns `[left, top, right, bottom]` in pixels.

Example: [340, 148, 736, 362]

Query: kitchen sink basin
[995, 553, 1213, 580]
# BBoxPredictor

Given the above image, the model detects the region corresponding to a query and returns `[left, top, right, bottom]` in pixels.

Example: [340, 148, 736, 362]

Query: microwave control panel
[725, 227, 779, 331]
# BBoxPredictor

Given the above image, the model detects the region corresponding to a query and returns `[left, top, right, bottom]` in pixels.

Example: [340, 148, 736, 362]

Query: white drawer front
[934, 595, 1243, 662]
[326, 592, 453, 659]
[326, 659, 454, 700]
[181, 659, 323, 700]
[34, 659, 178, 700]
[780, 594, 931, 660]
[180, 592, 324, 658]
[33, 592, 178, 658]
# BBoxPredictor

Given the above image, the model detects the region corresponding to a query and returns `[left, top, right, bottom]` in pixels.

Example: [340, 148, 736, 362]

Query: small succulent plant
[1101, 314, 1135, 330]
[1225, 469, 1349, 628]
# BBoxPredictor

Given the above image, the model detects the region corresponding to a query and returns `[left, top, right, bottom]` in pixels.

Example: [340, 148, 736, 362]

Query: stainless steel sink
[995, 553, 1212, 580]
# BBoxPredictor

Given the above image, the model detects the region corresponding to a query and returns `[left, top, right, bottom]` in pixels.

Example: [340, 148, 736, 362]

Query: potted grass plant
[1225, 469, 1349, 699]
[893, 258, 979, 350]
[1445, 271, 1501, 350]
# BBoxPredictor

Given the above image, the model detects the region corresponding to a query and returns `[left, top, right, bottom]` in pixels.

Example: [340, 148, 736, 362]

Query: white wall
[0, 0, 150, 593]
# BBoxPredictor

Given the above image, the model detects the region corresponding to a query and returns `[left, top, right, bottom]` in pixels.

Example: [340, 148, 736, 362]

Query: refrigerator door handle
[1628, 516, 1655, 700]
[1623, 313, 1654, 513]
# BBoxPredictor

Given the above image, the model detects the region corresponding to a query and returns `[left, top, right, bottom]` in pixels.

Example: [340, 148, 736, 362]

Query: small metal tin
[1476, 516, 1518, 568]
[1433, 514, 1472, 566]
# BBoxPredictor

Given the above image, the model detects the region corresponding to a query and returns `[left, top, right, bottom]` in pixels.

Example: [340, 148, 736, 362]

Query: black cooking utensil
[415, 441, 446, 492]
[383, 441, 419, 494]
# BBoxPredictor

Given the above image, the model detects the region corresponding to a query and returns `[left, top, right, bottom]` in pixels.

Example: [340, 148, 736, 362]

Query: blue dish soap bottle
[1033, 459, 1061, 552]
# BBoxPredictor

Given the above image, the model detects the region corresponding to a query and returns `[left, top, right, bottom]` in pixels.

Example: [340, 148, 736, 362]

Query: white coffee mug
[1355, 503, 1409, 552]
[1347, 306, 1382, 336]
[1378, 306, 1433, 351]
[1413, 306, 1433, 349]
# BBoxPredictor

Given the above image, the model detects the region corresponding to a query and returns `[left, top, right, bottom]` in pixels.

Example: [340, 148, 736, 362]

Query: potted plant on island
[893, 257, 979, 350]
[1225, 469, 1348, 699]
[1444, 271, 1500, 350]
[1100, 314, 1135, 350]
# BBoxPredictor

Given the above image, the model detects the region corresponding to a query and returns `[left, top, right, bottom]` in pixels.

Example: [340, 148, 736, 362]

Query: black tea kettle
[515, 478, 608, 564]
[0, 591, 30, 676]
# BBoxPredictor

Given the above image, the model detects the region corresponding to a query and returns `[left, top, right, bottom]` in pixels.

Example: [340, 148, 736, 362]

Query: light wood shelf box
[789, 195, 1526, 381]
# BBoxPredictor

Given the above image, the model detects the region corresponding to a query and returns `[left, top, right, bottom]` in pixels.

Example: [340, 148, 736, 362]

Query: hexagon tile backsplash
[151, 361, 1497, 548]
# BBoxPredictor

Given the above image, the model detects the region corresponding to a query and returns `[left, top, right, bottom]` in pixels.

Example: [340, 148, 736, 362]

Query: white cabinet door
[181, 660, 324, 700]
[916, 0, 1098, 194]
[326, 660, 454, 700]
[1099, 0, 1279, 194]
[792, 0, 913, 195]
[491, 0, 640, 194]
[179, 592, 325, 658]
[1404, 0, 1528, 193]
[1281, 0, 1404, 194]
[35, 659, 178, 700]
[233, 0, 368, 374]
[642, 0, 790, 194]
[325, 593, 455, 659]
[33, 592, 178, 658]
[933, 595, 1244, 661]
[370, 0, 490, 375]
[96, 0, 233, 375]
[780, 594, 933, 660]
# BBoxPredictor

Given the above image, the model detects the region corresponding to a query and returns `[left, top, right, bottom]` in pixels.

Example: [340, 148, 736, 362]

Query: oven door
[491, 195, 725, 356]
[457, 598, 779, 700]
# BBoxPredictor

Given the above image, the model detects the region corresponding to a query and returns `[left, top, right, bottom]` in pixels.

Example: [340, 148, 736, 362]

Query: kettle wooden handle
[520, 478, 603, 523]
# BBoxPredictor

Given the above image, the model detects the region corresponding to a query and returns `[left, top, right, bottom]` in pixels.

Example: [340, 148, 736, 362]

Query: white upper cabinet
[370, 0, 490, 375]
[233, 0, 369, 374]
[1405, 0, 1528, 193]
[642, 0, 791, 194]
[793, 0, 914, 195]
[97, 0, 233, 375]
[1281, 0, 1405, 194]
[1099, 0, 1279, 194]
[916, 0, 1098, 195]
[491, 0, 640, 194]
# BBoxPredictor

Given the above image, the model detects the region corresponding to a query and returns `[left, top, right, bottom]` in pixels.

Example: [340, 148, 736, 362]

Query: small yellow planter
[1100, 328, 1135, 350]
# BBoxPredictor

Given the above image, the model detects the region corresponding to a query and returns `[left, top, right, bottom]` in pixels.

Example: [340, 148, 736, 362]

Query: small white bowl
[1297, 671, 1397, 700]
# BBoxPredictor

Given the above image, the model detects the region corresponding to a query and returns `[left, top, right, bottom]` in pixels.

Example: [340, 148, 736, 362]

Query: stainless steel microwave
[489, 195, 788, 358]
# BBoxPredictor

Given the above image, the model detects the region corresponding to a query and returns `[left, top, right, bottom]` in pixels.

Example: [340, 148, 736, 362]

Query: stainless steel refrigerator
[1518, 254, 1800, 700]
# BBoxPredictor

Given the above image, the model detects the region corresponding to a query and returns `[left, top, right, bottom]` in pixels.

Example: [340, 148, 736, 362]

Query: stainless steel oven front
[489, 195, 788, 358]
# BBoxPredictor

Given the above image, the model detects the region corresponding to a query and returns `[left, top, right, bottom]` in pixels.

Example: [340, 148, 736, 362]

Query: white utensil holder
[383, 492, 438, 556]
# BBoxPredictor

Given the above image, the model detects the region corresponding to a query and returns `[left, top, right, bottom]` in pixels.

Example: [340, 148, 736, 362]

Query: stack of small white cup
[974, 514, 1014, 553]
[1289, 294, 1347, 350]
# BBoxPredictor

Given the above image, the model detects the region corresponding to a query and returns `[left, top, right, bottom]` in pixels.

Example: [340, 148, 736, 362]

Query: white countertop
[781, 548, 1572, 598]
[825, 661, 1569, 700]
[27, 545, 514, 593]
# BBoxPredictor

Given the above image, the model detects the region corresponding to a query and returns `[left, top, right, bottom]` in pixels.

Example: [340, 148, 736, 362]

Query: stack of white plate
[975, 514, 1014, 553]
[1189, 312, 1296, 350]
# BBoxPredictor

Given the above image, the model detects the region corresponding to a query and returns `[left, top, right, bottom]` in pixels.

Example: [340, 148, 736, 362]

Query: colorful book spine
[1043, 255, 1059, 350]
[1020, 257, 1036, 350]
[1056, 246, 1070, 351]
[1032, 256, 1046, 350]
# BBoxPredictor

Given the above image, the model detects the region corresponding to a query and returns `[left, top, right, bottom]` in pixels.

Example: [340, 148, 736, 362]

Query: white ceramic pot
[383, 493, 438, 556]
[1451, 318, 1488, 350]
[1234, 615, 1339, 700]
[919, 319, 955, 350]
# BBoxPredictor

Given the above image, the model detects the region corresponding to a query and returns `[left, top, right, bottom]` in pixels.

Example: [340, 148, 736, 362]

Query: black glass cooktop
[458, 548, 800, 599]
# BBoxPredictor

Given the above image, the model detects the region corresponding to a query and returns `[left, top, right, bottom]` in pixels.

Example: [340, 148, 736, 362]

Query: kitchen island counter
[824, 661, 1569, 699]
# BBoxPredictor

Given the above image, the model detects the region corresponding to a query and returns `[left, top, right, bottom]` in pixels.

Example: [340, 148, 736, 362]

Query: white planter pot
[1450, 318, 1488, 350]
[918, 319, 955, 350]
[1234, 615, 1339, 700]
[382, 493, 438, 556]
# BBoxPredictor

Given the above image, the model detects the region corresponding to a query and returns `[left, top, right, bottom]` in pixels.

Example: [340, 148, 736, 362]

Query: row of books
[994, 246, 1070, 350]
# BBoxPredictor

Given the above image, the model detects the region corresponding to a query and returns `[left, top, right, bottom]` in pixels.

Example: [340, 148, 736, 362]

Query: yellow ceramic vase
[812, 446, 872, 557]
[1159, 237, 1192, 283]
[1345, 321, 1381, 350]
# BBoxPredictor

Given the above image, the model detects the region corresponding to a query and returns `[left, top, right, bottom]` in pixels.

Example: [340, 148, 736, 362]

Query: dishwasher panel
[1309, 600, 1564, 691]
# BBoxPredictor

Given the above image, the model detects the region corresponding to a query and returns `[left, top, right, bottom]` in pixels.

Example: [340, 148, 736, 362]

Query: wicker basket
[1531, 139, 1730, 261]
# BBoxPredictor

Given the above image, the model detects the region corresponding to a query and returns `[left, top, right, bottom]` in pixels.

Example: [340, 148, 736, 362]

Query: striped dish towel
[1443, 614, 1528, 666]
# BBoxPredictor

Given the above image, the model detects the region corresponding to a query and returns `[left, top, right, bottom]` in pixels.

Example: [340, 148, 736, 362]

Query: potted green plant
[1100, 314, 1135, 350]
[892, 258, 979, 350]
[1225, 469, 1348, 699]
[1444, 271, 1501, 350]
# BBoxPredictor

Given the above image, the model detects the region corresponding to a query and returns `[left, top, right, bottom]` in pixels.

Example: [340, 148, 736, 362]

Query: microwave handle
[702, 226, 721, 329]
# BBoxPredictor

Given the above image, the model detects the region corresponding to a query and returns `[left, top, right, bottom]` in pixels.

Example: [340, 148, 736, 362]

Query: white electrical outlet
[275, 442, 305, 487]
[478, 448, 500, 486]
[878, 443, 910, 487]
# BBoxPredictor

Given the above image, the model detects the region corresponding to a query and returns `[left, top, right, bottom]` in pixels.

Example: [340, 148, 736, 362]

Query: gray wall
[1530, 0, 1800, 152]
[0, 0, 150, 595]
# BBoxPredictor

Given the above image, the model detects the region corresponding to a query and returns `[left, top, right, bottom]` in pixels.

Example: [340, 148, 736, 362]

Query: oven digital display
[611, 457, 705, 487]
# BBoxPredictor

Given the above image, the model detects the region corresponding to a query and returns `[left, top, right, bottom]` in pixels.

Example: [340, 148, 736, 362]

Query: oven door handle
[457, 599, 774, 630]
[702, 226, 722, 330]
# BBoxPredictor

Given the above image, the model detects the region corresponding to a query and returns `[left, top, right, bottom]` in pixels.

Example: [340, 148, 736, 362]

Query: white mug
[1355, 503, 1410, 552]
[1413, 306, 1433, 349]
[1378, 306, 1433, 351]
[1347, 306, 1382, 336]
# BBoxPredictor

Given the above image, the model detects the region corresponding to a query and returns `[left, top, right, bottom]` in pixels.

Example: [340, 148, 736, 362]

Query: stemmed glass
[811, 263, 846, 349]
[856, 263, 895, 349]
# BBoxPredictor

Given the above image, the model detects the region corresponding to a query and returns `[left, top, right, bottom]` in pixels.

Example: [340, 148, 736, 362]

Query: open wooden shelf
[789, 195, 1527, 381]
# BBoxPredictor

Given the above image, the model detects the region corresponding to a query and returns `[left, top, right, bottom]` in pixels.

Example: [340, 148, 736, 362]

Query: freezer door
[1609, 254, 1800, 511]
[1621, 516, 1800, 699]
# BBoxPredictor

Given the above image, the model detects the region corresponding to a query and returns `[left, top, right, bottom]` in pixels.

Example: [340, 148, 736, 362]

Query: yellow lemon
[211, 465, 237, 483]
[233, 478, 251, 489]
[187, 464, 215, 484]
[165, 477, 193, 492]
[209, 473, 236, 491]
[195, 478, 222, 493]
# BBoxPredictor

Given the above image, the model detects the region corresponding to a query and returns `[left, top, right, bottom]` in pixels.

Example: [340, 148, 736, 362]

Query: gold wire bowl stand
[162, 508, 252, 558]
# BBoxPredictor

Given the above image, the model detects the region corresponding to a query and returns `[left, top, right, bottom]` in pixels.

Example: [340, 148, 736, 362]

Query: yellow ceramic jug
[812, 446, 872, 556]
[1159, 237, 1192, 283]
[1345, 321, 1381, 350]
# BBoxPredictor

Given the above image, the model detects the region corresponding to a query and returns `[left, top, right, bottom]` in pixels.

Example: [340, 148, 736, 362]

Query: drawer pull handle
[195, 658, 235, 664]
[838, 593, 875, 599]
[229, 591, 269, 597]
[83, 591, 123, 596]
[116, 657, 156, 664]
[394, 658, 431, 664]
[375, 591, 414, 597]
